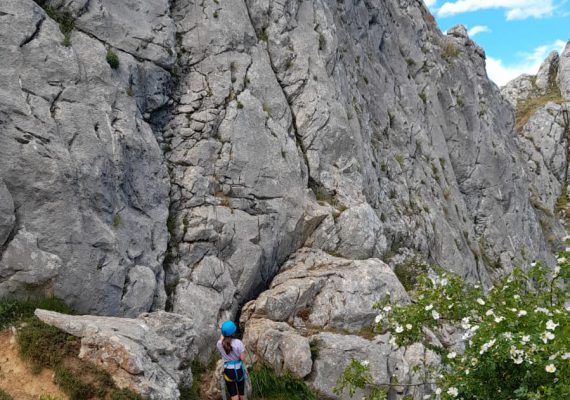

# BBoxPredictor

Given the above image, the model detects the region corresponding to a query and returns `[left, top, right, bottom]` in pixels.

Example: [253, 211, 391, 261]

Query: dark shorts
[224, 367, 245, 397]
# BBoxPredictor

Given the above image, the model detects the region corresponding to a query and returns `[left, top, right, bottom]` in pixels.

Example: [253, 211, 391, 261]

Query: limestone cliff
[1, 0, 568, 398]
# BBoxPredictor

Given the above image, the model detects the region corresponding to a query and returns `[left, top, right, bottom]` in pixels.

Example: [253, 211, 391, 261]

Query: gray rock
[501, 74, 535, 108]
[0, 0, 171, 315]
[0, 230, 61, 297]
[559, 41, 570, 100]
[536, 51, 559, 91]
[35, 309, 197, 400]
[243, 318, 312, 379]
[241, 248, 408, 333]
[46, 0, 176, 67]
[0, 181, 15, 246]
[307, 332, 437, 400]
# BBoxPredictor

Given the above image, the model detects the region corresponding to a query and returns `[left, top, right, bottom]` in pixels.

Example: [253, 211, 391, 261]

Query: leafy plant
[442, 43, 460, 62]
[54, 367, 96, 400]
[106, 48, 120, 69]
[336, 244, 570, 399]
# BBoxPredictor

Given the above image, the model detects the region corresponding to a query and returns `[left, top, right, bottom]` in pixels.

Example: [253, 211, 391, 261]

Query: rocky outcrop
[0, 0, 171, 314]
[558, 42, 570, 99]
[502, 40, 570, 235]
[240, 249, 435, 398]
[35, 309, 197, 399]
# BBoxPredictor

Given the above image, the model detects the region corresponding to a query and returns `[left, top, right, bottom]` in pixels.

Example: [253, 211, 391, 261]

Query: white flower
[423, 396, 431, 400]
[513, 294, 520, 300]
[395, 325, 404, 333]
[480, 339, 496, 354]
[476, 298, 485, 305]
[486, 309, 494, 316]
[521, 335, 531, 344]
[535, 307, 552, 316]
[474, 284, 480, 289]
[471, 358, 478, 366]
[545, 364, 557, 373]
[406, 323, 413, 331]
[435, 388, 442, 395]
[518, 310, 528, 317]
[470, 325, 479, 332]
[461, 317, 471, 329]
[561, 353, 570, 360]
[554, 266, 561, 275]
[447, 387, 459, 397]
[432, 310, 440, 320]
[465, 368, 470, 375]
[360, 360, 369, 367]
[541, 331, 555, 343]
[447, 351, 457, 359]
[564, 235, 570, 241]
[495, 316, 505, 323]
[503, 332, 513, 339]
[549, 352, 559, 360]
[546, 320, 559, 331]
[425, 304, 434, 311]
[557, 257, 566, 264]
[440, 278, 448, 286]
[383, 305, 392, 313]
[531, 261, 537, 267]
[374, 314, 383, 324]
[389, 336, 398, 348]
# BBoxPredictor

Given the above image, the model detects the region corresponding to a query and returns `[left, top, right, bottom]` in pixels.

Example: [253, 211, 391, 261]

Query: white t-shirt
[216, 338, 245, 369]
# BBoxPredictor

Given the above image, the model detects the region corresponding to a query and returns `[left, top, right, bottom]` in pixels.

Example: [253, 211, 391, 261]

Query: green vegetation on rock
[250, 364, 317, 400]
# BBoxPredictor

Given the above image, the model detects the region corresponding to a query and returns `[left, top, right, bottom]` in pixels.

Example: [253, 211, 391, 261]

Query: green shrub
[336, 248, 570, 400]
[250, 364, 317, 400]
[442, 43, 460, 62]
[54, 367, 96, 400]
[0, 389, 14, 400]
[0, 297, 71, 330]
[110, 388, 145, 400]
[106, 48, 120, 69]
[17, 317, 78, 372]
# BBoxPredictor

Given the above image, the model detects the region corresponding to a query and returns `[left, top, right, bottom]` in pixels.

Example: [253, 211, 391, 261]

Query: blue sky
[425, 0, 570, 86]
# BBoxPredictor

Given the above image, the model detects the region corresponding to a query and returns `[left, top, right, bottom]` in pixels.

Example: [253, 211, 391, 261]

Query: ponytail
[222, 335, 233, 354]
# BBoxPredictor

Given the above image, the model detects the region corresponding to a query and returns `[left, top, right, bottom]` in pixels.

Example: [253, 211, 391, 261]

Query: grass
[43, 6, 75, 47]
[249, 364, 317, 400]
[442, 43, 460, 62]
[17, 317, 79, 373]
[113, 213, 121, 228]
[0, 297, 145, 399]
[0, 389, 13, 400]
[0, 297, 71, 330]
[515, 85, 564, 132]
[54, 367, 97, 400]
[106, 48, 120, 69]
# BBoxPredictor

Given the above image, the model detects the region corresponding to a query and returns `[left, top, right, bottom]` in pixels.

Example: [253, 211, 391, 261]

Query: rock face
[501, 40, 570, 235]
[35, 309, 197, 399]
[0, 0, 171, 315]
[2, 0, 569, 398]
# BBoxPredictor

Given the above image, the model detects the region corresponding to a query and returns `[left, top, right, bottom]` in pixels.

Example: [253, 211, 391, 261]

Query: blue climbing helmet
[221, 320, 237, 336]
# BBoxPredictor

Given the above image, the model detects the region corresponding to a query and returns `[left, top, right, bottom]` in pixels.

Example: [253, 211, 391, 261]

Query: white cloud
[438, 0, 555, 20]
[468, 25, 491, 37]
[424, 0, 438, 7]
[486, 40, 566, 86]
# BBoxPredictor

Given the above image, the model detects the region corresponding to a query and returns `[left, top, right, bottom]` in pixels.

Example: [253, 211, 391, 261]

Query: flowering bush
[334, 250, 570, 400]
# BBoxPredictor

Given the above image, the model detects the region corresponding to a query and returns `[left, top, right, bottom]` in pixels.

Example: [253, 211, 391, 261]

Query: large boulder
[35, 309, 197, 400]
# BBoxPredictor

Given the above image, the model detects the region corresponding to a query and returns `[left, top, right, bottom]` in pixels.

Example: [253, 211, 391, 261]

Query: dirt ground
[0, 330, 68, 400]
